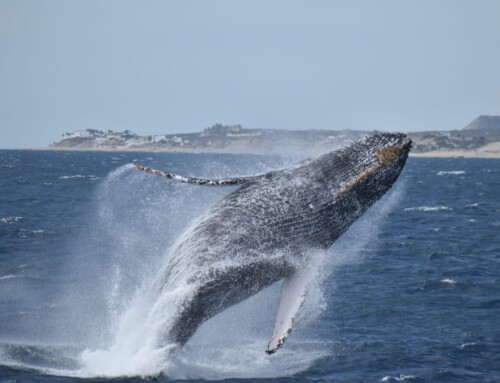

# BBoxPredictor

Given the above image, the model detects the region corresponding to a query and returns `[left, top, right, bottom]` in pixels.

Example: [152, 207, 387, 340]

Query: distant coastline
[410, 148, 500, 159]
[13, 115, 500, 158]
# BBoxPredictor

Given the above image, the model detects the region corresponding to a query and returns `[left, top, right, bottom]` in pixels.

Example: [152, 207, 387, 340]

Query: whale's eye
[375, 146, 401, 166]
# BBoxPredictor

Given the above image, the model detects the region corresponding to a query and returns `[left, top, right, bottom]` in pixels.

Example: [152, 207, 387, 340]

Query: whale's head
[319, 133, 411, 198]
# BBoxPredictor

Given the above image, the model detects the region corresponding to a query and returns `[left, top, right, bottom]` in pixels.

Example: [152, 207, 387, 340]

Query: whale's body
[136, 133, 411, 354]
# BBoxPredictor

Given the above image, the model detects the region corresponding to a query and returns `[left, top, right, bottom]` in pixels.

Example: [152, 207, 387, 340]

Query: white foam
[18, 229, 53, 237]
[381, 374, 418, 382]
[58, 175, 100, 180]
[58, 175, 86, 179]
[441, 278, 456, 284]
[465, 202, 481, 207]
[0, 274, 16, 280]
[404, 206, 452, 212]
[460, 342, 477, 349]
[165, 340, 329, 380]
[0, 216, 23, 224]
[437, 170, 465, 176]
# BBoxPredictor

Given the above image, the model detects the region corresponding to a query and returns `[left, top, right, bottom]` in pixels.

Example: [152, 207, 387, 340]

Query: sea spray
[327, 179, 406, 268]
[76, 164, 232, 376]
[78, 157, 405, 379]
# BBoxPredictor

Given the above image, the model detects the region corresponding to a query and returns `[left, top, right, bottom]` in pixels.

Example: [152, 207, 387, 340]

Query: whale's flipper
[266, 268, 314, 354]
[135, 164, 272, 186]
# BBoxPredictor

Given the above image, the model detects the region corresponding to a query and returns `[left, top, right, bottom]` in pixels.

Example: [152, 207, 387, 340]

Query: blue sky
[1, 0, 499, 148]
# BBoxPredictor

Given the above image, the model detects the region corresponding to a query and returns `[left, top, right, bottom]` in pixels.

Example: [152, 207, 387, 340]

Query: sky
[0, 1, 499, 148]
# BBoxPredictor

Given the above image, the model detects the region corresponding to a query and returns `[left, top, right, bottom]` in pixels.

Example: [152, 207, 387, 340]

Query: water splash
[77, 166, 406, 379]
[72, 164, 232, 377]
[0, 157, 405, 380]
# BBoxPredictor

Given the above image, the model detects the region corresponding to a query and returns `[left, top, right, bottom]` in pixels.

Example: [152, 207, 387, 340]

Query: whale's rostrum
[134, 133, 411, 355]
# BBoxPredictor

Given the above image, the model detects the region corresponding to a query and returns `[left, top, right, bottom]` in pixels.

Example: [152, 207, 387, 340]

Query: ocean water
[0, 150, 499, 383]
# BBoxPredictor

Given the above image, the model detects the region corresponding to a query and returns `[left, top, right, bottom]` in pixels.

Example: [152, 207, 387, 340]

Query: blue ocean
[0, 150, 499, 383]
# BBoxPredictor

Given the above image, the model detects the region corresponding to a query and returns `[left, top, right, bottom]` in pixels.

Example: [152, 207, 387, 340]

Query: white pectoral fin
[266, 268, 314, 354]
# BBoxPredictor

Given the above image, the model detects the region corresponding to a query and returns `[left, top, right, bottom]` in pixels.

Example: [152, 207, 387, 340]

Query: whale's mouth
[400, 137, 413, 154]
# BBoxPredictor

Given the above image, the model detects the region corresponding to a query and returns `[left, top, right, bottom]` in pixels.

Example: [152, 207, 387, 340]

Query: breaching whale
[135, 133, 411, 355]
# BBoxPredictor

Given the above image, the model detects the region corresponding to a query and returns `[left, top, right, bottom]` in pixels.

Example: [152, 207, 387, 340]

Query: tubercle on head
[375, 146, 402, 166]
[375, 135, 412, 167]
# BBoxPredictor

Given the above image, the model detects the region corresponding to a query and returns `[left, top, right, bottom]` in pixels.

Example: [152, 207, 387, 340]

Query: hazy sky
[1, 0, 499, 148]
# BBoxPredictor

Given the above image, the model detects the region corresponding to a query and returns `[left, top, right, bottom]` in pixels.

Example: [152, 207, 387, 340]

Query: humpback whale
[135, 133, 411, 355]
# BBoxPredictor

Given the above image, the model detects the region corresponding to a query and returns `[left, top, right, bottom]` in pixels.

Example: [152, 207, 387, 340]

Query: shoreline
[410, 152, 500, 159]
[3, 146, 500, 158]
[409, 141, 500, 158]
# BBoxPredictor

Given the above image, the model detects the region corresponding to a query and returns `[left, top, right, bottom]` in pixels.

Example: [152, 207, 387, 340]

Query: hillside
[49, 117, 500, 158]
[51, 125, 369, 155]
[463, 115, 500, 131]
[408, 115, 500, 157]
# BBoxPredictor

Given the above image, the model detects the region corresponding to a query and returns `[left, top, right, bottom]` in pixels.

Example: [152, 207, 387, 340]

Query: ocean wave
[0, 274, 17, 280]
[460, 342, 477, 349]
[381, 374, 418, 382]
[0, 216, 23, 224]
[441, 278, 457, 284]
[18, 229, 55, 237]
[437, 171, 465, 176]
[459, 342, 489, 352]
[58, 175, 86, 179]
[465, 202, 482, 208]
[404, 206, 453, 212]
[58, 175, 101, 181]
